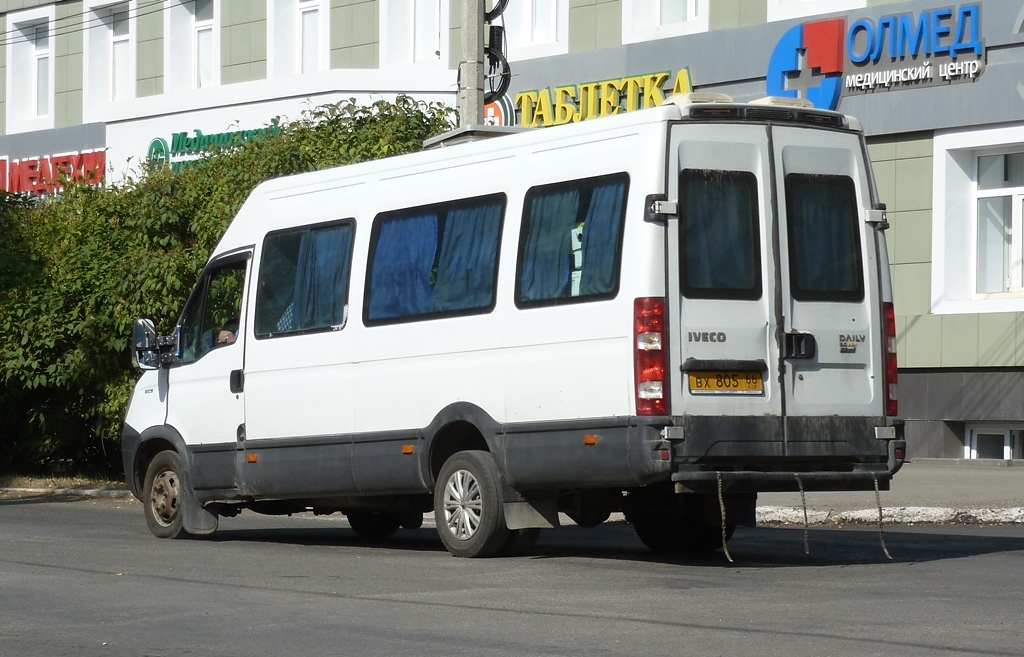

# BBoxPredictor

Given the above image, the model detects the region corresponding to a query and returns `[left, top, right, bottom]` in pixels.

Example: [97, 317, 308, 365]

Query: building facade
[3, 0, 1022, 462]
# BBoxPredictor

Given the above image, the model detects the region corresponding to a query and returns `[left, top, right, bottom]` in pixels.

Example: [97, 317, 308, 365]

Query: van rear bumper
[664, 414, 905, 493]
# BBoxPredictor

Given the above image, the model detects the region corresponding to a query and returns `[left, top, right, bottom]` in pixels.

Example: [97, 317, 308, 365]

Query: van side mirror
[131, 318, 159, 371]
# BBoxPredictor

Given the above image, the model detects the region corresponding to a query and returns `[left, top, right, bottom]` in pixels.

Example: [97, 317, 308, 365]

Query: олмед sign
[767, 3, 985, 110]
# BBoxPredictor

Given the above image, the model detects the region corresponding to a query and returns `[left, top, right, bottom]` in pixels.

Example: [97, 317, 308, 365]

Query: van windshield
[785, 174, 864, 302]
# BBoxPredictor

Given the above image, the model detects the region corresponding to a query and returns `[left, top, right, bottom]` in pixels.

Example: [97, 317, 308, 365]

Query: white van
[124, 94, 904, 557]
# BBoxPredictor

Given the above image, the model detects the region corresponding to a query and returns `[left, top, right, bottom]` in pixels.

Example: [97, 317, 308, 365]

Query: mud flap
[181, 469, 219, 535]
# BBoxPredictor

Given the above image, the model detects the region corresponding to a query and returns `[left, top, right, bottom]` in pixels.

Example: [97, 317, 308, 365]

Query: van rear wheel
[434, 450, 510, 558]
[627, 510, 735, 554]
[347, 512, 402, 539]
[142, 450, 191, 539]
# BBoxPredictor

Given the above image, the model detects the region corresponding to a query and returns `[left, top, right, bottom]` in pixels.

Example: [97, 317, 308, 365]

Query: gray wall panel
[900, 370, 1024, 422]
[0, 123, 105, 159]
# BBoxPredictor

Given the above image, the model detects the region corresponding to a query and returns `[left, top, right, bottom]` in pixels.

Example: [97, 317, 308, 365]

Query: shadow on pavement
[204, 520, 1024, 568]
[0, 493, 97, 506]
[207, 526, 449, 554]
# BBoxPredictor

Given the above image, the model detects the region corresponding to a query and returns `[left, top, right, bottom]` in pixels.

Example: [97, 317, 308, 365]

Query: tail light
[882, 302, 898, 416]
[634, 297, 667, 416]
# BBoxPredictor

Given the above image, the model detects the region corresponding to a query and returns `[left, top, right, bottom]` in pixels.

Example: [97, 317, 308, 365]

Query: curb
[756, 506, 1024, 525]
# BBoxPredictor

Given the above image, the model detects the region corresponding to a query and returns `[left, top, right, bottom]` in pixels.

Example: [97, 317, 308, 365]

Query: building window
[975, 152, 1024, 294]
[621, 0, 708, 44]
[194, 0, 215, 88]
[111, 6, 131, 101]
[500, 0, 568, 61]
[33, 24, 50, 117]
[6, 6, 55, 132]
[933, 127, 1024, 314]
[965, 427, 1023, 460]
[766, 0, 866, 22]
[381, 0, 447, 67]
[83, 0, 137, 116]
[268, 0, 327, 77]
[166, 0, 218, 92]
[299, 0, 319, 73]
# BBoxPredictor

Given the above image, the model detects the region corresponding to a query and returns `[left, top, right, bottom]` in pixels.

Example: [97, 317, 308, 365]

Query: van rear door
[665, 122, 784, 456]
[771, 124, 884, 454]
[665, 118, 884, 462]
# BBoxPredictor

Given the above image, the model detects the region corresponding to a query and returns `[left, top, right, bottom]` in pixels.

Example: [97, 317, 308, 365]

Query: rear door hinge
[644, 193, 677, 224]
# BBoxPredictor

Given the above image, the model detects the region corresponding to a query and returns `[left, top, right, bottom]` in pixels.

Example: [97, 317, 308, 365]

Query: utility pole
[459, 0, 484, 127]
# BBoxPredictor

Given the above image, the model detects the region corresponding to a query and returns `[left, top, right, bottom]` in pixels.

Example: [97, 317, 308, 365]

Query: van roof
[214, 98, 860, 256]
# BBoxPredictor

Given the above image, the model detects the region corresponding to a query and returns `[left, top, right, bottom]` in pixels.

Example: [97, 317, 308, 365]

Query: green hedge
[0, 96, 457, 476]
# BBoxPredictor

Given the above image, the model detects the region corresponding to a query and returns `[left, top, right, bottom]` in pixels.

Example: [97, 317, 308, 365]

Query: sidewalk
[756, 460, 1024, 524]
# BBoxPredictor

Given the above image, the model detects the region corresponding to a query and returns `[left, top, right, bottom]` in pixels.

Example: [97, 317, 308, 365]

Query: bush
[0, 96, 457, 476]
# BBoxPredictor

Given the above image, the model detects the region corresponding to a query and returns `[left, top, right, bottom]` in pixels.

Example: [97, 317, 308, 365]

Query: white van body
[124, 96, 904, 556]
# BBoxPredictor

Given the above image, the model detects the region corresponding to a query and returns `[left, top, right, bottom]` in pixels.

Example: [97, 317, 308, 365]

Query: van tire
[627, 510, 735, 554]
[347, 512, 402, 539]
[434, 450, 510, 558]
[400, 512, 424, 530]
[142, 450, 192, 539]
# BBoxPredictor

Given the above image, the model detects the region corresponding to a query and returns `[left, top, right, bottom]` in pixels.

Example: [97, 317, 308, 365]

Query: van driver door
[165, 251, 251, 492]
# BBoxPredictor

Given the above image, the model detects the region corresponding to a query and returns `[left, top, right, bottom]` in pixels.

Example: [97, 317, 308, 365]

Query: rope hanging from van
[873, 474, 893, 560]
[794, 474, 810, 555]
[715, 472, 734, 563]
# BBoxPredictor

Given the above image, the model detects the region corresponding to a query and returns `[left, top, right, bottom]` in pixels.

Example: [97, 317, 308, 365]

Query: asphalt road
[2, 496, 1023, 657]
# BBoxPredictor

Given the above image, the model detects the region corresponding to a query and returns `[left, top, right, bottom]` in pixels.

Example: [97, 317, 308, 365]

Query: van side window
[364, 194, 505, 324]
[515, 173, 628, 307]
[679, 169, 762, 301]
[255, 221, 355, 337]
[785, 174, 864, 302]
[179, 259, 247, 363]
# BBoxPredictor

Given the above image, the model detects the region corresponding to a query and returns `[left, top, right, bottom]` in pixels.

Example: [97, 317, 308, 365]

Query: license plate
[688, 371, 763, 395]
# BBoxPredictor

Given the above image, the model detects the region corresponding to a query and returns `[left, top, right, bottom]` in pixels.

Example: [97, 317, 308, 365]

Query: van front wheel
[142, 450, 191, 539]
[434, 450, 510, 558]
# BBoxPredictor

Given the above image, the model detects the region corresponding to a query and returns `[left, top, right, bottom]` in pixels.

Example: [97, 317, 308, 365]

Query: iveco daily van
[124, 93, 905, 557]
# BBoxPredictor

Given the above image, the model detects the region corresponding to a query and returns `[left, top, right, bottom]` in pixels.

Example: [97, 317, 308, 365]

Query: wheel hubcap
[149, 469, 180, 527]
[442, 469, 482, 540]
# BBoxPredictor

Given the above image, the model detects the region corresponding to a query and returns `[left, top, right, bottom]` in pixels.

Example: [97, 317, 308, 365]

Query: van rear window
[515, 173, 628, 307]
[679, 169, 762, 300]
[364, 194, 505, 324]
[785, 174, 864, 302]
[255, 221, 354, 337]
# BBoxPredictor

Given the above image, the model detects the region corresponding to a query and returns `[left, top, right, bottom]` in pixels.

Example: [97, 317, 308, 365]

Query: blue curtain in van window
[298, 224, 353, 329]
[432, 202, 502, 312]
[368, 213, 438, 320]
[579, 182, 625, 296]
[788, 177, 858, 296]
[520, 189, 580, 301]
[685, 175, 756, 292]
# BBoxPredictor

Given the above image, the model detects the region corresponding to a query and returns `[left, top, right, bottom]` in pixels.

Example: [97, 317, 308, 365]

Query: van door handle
[229, 369, 244, 393]
[784, 333, 816, 360]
